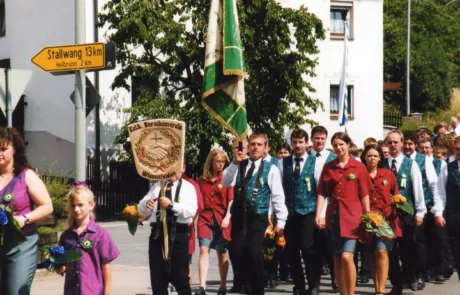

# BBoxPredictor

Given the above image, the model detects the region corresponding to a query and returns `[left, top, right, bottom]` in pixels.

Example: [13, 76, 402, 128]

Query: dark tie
[294, 158, 303, 178]
[165, 182, 173, 219]
[245, 162, 256, 183]
[316, 153, 321, 158]
[391, 159, 397, 177]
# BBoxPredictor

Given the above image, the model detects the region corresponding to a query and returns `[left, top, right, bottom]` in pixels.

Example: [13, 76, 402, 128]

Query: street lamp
[406, 0, 411, 117]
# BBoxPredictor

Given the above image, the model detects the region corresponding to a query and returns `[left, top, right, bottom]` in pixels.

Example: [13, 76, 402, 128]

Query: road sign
[0, 69, 32, 115]
[70, 77, 101, 117]
[31, 43, 106, 72]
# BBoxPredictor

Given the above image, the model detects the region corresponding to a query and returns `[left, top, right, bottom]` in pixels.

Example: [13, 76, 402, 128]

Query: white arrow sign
[0, 69, 32, 116]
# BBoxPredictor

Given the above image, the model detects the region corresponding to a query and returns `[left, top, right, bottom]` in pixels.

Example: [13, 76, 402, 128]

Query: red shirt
[197, 173, 234, 241]
[369, 168, 402, 238]
[317, 157, 372, 239]
[182, 175, 204, 255]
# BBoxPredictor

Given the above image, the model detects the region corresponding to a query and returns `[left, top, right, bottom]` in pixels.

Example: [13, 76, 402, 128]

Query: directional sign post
[32, 43, 105, 73]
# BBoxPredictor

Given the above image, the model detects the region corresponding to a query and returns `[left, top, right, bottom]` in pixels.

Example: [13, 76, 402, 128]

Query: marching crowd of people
[138, 120, 460, 295]
[1, 117, 460, 295]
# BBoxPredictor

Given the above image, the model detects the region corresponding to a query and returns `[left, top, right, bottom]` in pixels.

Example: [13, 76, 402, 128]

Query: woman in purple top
[57, 185, 120, 295]
[0, 127, 53, 295]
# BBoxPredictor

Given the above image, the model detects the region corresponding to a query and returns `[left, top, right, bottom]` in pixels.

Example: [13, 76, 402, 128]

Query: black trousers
[389, 219, 426, 288]
[148, 225, 191, 295]
[285, 212, 322, 291]
[231, 213, 268, 295]
[425, 212, 448, 276]
[354, 243, 371, 277]
[446, 218, 460, 280]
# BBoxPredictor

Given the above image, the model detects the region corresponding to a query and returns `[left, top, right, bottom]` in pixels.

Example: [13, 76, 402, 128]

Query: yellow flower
[122, 205, 139, 218]
[370, 215, 383, 227]
[264, 224, 275, 239]
[391, 194, 406, 204]
[276, 236, 286, 248]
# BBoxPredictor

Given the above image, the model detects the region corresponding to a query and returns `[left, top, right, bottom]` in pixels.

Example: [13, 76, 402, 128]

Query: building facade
[0, 0, 383, 176]
[280, 0, 384, 147]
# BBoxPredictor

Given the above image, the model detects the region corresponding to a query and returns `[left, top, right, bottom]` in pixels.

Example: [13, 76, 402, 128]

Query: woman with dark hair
[315, 132, 371, 295]
[275, 143, 292, 160]
[360, 144, 402, 295]
[0, 127, 53, 295]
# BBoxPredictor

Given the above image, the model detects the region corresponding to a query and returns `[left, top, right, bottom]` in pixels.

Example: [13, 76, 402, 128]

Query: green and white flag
[202, 0, 248, 141]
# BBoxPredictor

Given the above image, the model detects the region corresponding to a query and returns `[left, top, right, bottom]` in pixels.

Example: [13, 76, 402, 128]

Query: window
[0, 0, 5, 37]
[330, 84, 354, 119]
[330, 2, 353, 40]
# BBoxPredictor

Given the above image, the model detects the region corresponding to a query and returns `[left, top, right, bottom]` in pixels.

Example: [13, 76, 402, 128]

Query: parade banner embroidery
[202, 0, 248, 141]
[338, 21, 349, 128]
[128, 119, 185, 181]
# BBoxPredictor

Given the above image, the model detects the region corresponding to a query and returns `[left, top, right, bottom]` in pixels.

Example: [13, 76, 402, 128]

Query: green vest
[414, 153, 434, 209]
[235, 160, 272, 214]
[383, 157, 415, 207]
[282, 155, 317, 215]
[445, 161, 460, 219]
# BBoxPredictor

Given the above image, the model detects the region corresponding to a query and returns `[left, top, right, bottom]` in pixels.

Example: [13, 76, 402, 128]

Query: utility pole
[75, 0, 86, 181]
[406, 0, 411, 117]
[4, 68, 11, 127]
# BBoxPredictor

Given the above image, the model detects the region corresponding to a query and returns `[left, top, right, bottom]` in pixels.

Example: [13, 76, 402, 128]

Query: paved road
[32, 221, 459, 295]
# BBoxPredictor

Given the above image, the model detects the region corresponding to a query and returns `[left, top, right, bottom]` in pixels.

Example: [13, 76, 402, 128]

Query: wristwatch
[22, 215, 30, 225]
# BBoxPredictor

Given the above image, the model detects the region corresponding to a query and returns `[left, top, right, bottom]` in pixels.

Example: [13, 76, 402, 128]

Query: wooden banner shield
[128, 119, 185, 180]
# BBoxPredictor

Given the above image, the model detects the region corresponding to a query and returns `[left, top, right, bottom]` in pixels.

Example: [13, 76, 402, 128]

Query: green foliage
[384, 0, 460, 113]
[399, 121, 419, 132]
[98, 0, 325, 173]
[37, 223, 67, 235]
[36, 167, 72, 218]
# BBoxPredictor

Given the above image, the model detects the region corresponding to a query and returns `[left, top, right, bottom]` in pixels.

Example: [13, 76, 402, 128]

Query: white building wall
[0, 0, 130, 176]
[279, 0, 384, 147]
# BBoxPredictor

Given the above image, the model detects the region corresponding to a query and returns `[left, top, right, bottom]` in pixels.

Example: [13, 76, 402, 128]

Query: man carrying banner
[222, 134, 288, 295]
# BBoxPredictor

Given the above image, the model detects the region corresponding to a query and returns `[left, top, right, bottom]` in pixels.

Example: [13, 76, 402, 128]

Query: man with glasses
[383, 130, 426, 295]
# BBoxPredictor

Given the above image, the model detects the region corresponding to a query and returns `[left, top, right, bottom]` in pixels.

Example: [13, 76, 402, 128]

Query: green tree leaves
[99, 0, 324, 173]
[384, 0, 460, 112]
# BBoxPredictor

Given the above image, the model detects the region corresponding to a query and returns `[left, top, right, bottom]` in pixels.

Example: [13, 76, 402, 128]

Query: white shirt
[277, 153, 308, 177]
[409, 152, 440, 216]
[139, 178, 198, 224]
[222, 158, 288, 229]
[447, 155, 456, 164]
[310, 149, 335, 219]
[436, 160, 460, 217]
[454, 125, 460, 136]
[386, 153, 426, 218]
[264, 154, 274, 163]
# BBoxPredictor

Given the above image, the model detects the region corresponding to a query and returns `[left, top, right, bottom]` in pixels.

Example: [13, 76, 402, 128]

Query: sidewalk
[32, 264, 152, 295]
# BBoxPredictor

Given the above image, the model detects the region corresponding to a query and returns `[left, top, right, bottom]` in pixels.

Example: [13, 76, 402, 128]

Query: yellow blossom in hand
[122, 205, 139, 218]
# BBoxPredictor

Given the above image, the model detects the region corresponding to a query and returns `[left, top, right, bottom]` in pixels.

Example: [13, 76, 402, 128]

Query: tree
[98, 0, 325, 173]
[384, 0, 460, 113]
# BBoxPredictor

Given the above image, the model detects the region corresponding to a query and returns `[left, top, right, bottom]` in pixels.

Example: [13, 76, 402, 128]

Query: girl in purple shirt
[57, 185, 120, 295]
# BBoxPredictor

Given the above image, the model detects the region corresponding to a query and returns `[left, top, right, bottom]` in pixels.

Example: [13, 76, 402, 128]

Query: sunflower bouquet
[391, 194, 414, 215]
[263, 223, 286, 260]
[121, 203, 141, 236]
[361, 211, 395, 238]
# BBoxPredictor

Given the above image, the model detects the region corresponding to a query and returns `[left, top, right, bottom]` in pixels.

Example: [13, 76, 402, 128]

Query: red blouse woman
[315, 132, 371, 295]
[196, 149, 234, 295]
[360, 143, 402, 295]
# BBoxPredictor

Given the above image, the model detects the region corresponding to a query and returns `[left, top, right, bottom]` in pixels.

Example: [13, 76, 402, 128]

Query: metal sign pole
[75, 0, 86, 181]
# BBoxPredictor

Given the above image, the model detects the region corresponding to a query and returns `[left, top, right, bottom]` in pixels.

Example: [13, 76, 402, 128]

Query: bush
[399, 121, 419, 133]
[36, 166, 73, 218]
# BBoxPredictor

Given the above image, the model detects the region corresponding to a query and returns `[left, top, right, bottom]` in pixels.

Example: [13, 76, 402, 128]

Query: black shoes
[321, 265, 330, 275]
[331, 279, 339, 291]
[410, 278, 418, 291]
[217, 287, 227, 295]
[360, 273, 370, 284]
[194, 287, 207, 295]
[228, 286, 243, 294]
[307, 287, 320, 295]
[417, 277, 425, 290]
[388, 287, 402, 295]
